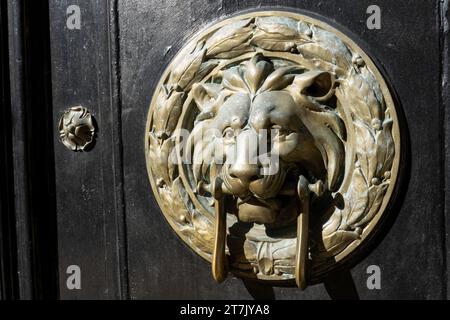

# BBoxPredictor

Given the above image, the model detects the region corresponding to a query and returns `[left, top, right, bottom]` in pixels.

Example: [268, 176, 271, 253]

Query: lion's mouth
[236, 196, 281, 224]
[219, 163, 303, 224]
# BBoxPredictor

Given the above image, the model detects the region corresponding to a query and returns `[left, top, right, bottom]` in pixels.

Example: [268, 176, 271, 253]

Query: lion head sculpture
[147, 13, 400, 289]
[187, 53, 346, 227]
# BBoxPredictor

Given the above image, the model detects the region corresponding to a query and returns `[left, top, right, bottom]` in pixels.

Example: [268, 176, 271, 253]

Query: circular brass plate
[145, 10, 402, 284]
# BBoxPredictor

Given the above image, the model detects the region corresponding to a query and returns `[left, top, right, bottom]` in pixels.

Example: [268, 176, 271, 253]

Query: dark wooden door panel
[48, 0, 127, 299]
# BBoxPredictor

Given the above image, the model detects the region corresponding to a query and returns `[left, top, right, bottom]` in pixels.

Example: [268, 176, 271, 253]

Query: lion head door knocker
[145, 11, 402, 289]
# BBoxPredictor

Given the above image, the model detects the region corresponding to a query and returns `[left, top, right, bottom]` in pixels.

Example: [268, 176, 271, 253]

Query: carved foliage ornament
[59, 106, 95, 151]
[145, 11, 401, 288]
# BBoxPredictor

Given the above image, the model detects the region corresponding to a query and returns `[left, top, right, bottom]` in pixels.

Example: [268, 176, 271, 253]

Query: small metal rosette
[59, 106, 96, 152]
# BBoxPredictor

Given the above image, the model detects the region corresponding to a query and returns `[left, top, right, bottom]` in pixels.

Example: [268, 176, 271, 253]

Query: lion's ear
[192, 83, 221, 111]
[291, 71, 335, 102]
[292, 71, 344, 191]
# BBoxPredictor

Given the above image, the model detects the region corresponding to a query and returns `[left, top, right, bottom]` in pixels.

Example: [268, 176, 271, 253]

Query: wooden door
[3, 0, 448, 300]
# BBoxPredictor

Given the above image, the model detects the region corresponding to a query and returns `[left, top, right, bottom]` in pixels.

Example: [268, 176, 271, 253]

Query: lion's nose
[229, 164, 260, 184]
[228, 129, 261, 184]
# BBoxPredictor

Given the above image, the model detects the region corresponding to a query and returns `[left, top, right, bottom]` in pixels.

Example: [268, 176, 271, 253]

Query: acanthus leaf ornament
[145, 11, 402, 288]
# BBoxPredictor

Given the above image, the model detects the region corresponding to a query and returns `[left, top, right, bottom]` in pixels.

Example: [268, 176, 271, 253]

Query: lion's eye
[223, 127, 235, 140]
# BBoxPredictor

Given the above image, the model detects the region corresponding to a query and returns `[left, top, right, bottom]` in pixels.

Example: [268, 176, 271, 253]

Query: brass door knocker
[145, 11, 403, 288]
